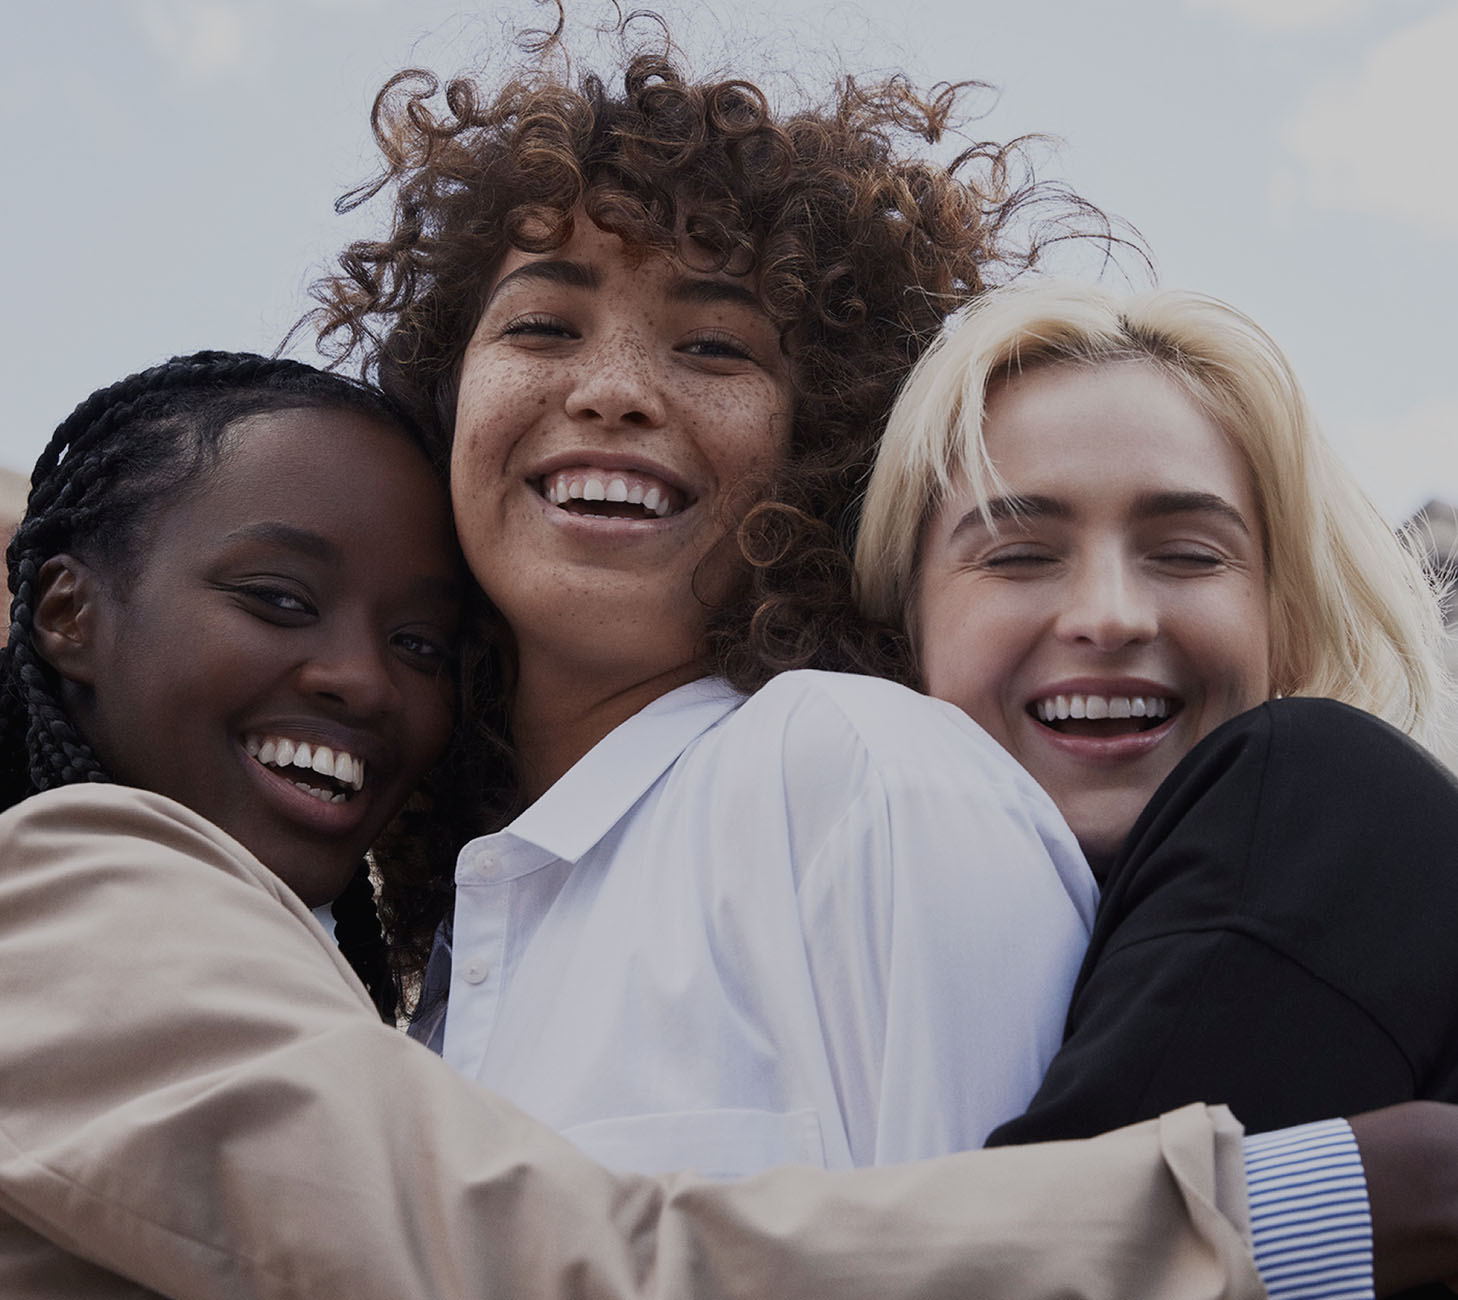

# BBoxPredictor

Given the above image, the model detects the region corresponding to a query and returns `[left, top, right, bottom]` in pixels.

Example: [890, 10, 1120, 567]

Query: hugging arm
[0, 783, 1265, 1300]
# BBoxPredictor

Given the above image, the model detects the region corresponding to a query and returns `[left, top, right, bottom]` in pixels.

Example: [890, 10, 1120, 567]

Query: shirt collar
[499, 676, 743, 865]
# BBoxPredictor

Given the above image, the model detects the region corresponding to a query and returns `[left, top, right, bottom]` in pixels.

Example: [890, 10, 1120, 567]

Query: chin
[1069, 816, 1139, 884]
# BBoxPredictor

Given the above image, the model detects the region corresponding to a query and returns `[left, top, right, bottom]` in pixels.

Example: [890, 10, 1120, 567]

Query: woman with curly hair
[312, 32, 1102, 1175]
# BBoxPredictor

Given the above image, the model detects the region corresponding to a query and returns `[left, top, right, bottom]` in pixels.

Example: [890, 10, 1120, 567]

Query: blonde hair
[855, 279, 1452, 746]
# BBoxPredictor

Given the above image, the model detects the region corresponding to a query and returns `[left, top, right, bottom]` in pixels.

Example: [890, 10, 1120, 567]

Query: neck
[511, 658, 711, 802]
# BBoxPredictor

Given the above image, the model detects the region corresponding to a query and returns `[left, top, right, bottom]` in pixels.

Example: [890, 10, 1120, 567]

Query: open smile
[537, 465, 692, 521]
[1028, 692, 1183, 739]
[243, 732, 366, 805]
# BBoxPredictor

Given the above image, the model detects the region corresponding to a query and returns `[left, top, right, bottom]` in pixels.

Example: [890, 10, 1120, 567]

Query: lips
[536, 464, 690, 520]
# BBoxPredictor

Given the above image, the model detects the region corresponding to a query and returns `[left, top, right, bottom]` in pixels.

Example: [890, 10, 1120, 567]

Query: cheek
[406, 679, 456, 775]
[701, 385, 793, 475]
[915, 584, 1037, 736]
[448, 428, 509, 559]
[1195, 587, 1272, 712]
[916, 589, 991, 712]
[451, 358, 529, 483]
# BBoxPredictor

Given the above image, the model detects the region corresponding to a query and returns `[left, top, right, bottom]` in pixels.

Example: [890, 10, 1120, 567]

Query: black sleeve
[989, 698, 1458, 1147]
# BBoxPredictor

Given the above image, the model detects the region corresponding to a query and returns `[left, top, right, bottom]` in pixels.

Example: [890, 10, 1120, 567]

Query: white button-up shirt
[443, 670, 1096, 1176]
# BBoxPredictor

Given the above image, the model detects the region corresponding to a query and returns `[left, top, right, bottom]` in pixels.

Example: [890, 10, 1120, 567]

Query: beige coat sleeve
[0, 784, 1265, 1300]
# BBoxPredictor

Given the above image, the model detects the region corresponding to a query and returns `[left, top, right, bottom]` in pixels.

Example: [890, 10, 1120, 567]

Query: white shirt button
[462, 958, 489, 985]
[456, 846, 496, 882]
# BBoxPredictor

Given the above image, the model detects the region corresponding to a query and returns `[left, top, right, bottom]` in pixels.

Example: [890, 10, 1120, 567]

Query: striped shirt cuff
[1244, 1118, 1372, 1300]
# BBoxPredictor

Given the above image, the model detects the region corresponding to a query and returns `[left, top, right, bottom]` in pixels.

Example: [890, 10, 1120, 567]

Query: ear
[31, 554, 107, 687]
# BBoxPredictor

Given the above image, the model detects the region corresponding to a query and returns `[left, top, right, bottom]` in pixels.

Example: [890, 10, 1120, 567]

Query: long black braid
[0, 349, 443, 1021]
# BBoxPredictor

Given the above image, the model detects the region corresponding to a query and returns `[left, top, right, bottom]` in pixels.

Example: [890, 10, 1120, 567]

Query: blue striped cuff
[1244, 1118, 1372, 1300]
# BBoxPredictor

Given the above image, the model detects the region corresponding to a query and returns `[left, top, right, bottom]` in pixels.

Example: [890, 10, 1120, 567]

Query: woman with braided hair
[0, 349, 468, 1017]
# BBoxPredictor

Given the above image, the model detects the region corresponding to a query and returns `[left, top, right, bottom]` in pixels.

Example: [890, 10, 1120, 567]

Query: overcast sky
[5, 0, 1456, 522]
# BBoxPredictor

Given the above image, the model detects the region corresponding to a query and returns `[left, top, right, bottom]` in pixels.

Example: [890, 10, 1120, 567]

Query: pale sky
[5, 0, 1456, 522]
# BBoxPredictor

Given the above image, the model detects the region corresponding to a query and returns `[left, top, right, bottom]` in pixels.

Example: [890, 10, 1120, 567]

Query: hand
[1348, 1102, 1458, 1295]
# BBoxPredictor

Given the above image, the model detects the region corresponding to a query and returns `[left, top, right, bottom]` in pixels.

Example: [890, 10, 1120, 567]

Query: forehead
[979, 360, 1252, 503]
[213, 407, 435, 498]
[145, 407, 455, 563]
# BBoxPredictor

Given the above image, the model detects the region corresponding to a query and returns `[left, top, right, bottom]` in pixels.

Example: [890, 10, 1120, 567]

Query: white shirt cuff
[1243, 1118, 1373, 1300]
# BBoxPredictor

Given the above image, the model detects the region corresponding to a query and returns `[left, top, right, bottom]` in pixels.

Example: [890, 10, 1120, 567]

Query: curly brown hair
[308, 23, 1108, 984]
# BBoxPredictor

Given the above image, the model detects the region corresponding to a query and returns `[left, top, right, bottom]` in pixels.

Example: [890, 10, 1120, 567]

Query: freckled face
[450, 220, 794, 693]
[914, 361, 1272, 866]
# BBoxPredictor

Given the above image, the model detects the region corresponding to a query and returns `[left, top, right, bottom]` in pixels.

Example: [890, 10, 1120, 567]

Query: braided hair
[0, 349, 441, 1020]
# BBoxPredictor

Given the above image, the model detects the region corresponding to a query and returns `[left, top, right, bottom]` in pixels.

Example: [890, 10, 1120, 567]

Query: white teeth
[1033, 694, 1174, 724]
[291, 780, 348, 805]
[544, 469, 682, 517]
[243, 734, 366, 795]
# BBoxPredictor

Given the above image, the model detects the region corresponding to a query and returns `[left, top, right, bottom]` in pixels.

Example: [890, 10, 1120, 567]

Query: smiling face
[914, 360, 1272, 867]
[450, 219, 794, 710]
[59, 408, 461, 906]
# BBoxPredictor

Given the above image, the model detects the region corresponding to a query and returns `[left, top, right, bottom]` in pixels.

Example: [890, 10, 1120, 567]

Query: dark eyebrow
[667, 276, 764, 312]
[487, 259, 600, 302]
[226, 522, 336, 561]
[946, 489, 1253, 543]
[1130, 490, 1253, 536]
[225, 522, 464, 604]
[947, 494, 1069, 542]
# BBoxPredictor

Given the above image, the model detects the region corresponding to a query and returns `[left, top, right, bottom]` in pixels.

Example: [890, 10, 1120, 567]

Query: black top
[990, 697, 1458, 1147]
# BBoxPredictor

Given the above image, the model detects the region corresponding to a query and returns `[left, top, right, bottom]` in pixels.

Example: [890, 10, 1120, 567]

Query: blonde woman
[857, 280, 1458, 1144]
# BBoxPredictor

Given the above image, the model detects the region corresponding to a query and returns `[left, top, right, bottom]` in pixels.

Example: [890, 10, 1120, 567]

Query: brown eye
[681, 330, 753, 361]
[233, 584, 315, 616]
[391, 630, 457, 671]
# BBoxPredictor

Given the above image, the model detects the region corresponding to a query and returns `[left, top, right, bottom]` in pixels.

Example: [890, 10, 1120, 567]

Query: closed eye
[982, 548, 1059, 571]
[1151, 548, 1225, 570]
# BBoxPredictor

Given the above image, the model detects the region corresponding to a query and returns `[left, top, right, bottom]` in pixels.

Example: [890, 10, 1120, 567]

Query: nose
[564, 328, 667, 429]
[294, 628, 399, 720]
[1052, 557, 1158, 652]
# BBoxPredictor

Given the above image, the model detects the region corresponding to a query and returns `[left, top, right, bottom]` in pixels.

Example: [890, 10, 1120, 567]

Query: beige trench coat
[0, 784, 1263, 1300]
